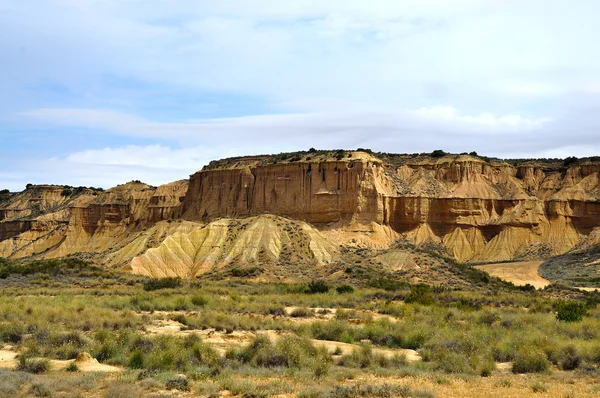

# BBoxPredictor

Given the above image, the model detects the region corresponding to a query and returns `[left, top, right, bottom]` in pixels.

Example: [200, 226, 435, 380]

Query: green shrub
[230, 267, 263, 277]
[547, 345, 580, 370]
[143, 277, 182, 291]
[336, 285, 355, 294]
[518, 283, 536, 292]
[16, 357, 50, 374]
[191, 294, 209, 307]
[512, 350, 550, 374]
[326, 383, 431, 398]
[66, 362, 79, 372]
[530, 382, 549, 393]
[165, 377, 190, 391]
[431, 149, 447, 158]
[339, 344, 374, 369]
[29, 383, 51, 397]
[290, 307, 313, 318]
[368, 277, 408, 291]
[234, 335, 331, 371]
[1, 324, 25, 343]
[307, 280, 329, 294]
[128, 349, 144, 369]
[563, 156, 578, 167]
[265, 306, 286, 316]
[405, 284, 435, 305]
[555, 301, 588, 322]
[103, 384, 141, 398]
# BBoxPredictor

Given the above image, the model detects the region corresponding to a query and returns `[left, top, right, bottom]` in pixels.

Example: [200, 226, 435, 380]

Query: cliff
[177, 152, 600, 263]
[2, 150, 600, 276]
[0, 180, 188, 262]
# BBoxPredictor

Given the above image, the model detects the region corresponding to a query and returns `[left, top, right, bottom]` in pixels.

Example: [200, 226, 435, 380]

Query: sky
[1, 0, 600, 190]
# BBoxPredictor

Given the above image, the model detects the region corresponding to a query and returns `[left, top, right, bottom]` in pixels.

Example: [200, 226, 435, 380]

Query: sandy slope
[474, 261, 551, 289]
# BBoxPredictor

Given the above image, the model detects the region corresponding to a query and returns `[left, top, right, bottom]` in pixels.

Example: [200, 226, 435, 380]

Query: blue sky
[1, 0, 600, 190]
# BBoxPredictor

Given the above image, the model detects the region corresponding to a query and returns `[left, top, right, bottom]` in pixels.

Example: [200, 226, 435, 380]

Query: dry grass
[0, 267, 598, 397]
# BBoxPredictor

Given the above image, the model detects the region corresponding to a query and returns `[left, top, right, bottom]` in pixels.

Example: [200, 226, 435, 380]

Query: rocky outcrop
[181, 155, 392, 225]
[2, 152, 600, 274]
[0, 181, 188, 261]
[181, 153, 600, 263]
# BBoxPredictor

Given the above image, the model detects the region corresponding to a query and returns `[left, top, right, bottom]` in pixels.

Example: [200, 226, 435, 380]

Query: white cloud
[23, 104, 587, 161]
[2, 1, 600, 191]
[4, 0, 600, 113]
[4, 100, 597, 192]
[65, 145, 210, 169]
[489, 80, 562, 97]
[409, 106, 551, 129]
[24, 105, 551, 146]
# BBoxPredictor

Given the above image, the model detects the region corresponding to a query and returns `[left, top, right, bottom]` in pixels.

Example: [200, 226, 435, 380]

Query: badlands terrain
[2, 150, 600, 284]
[1, 149, 600, 397]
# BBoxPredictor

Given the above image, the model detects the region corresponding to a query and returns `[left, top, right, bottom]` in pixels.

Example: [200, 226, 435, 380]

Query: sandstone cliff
[2, 151, 600, 276]
[0, 180, 188, 262]
[178, 152, 600, 263]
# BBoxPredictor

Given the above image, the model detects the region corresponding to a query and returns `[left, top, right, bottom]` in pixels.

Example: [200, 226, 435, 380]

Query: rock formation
[0, 180, 188, 262]
[2, 151, 600, 276]
[128, 215, 339, 278]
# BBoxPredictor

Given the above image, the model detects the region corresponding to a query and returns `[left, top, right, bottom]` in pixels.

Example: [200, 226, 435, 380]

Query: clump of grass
[143, 277, 182, 291]
[218, 377, 265, 397]
[103, 383, 141, 398]
[531, 381, 549, 393]
[231, 335, 331, 374]
[307, 280, 329, 294]
[494, 379, 512, 388]
[404, 284, 435, 306]
[29, 383, 51, 397]
[196, 381, 220, 397]
[66, 362, 79, 372]
[0, 370, 33, 395]
[191, 294, 209, 307]
[434, 376, 451, 385]
[336, 285, 354, 294]
[338, 344, 407, 369]
[512, 350, 550, 374]
[324, 382, 434, 398]
[266, 306, 286, 316]
[165, 377, 190, 391]
[16, 356, 50, 374]
[290, 307, 313, 318]
[547, 345, 581, 370]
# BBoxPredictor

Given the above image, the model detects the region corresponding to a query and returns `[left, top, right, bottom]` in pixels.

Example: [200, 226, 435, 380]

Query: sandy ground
[0, 346, 121, 372]
[360, 372, 600, 398]
[308, 339, 421, 362]
[0, 348, 18, 369]
[146, 320, 422, 362]
[474, 261, 551, 289]
[577, 287, 600, 292]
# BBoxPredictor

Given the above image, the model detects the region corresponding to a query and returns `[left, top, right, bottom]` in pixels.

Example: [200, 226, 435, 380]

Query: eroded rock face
[2, 152, 600, 274]
[0, 181, 188, 262]
[181, 157, 392, 225]
[180, 153, 600, 263]
[129, 215, 339, 278]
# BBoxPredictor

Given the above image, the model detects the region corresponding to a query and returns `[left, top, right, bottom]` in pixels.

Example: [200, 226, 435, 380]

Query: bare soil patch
[475, 261, 551, 289]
